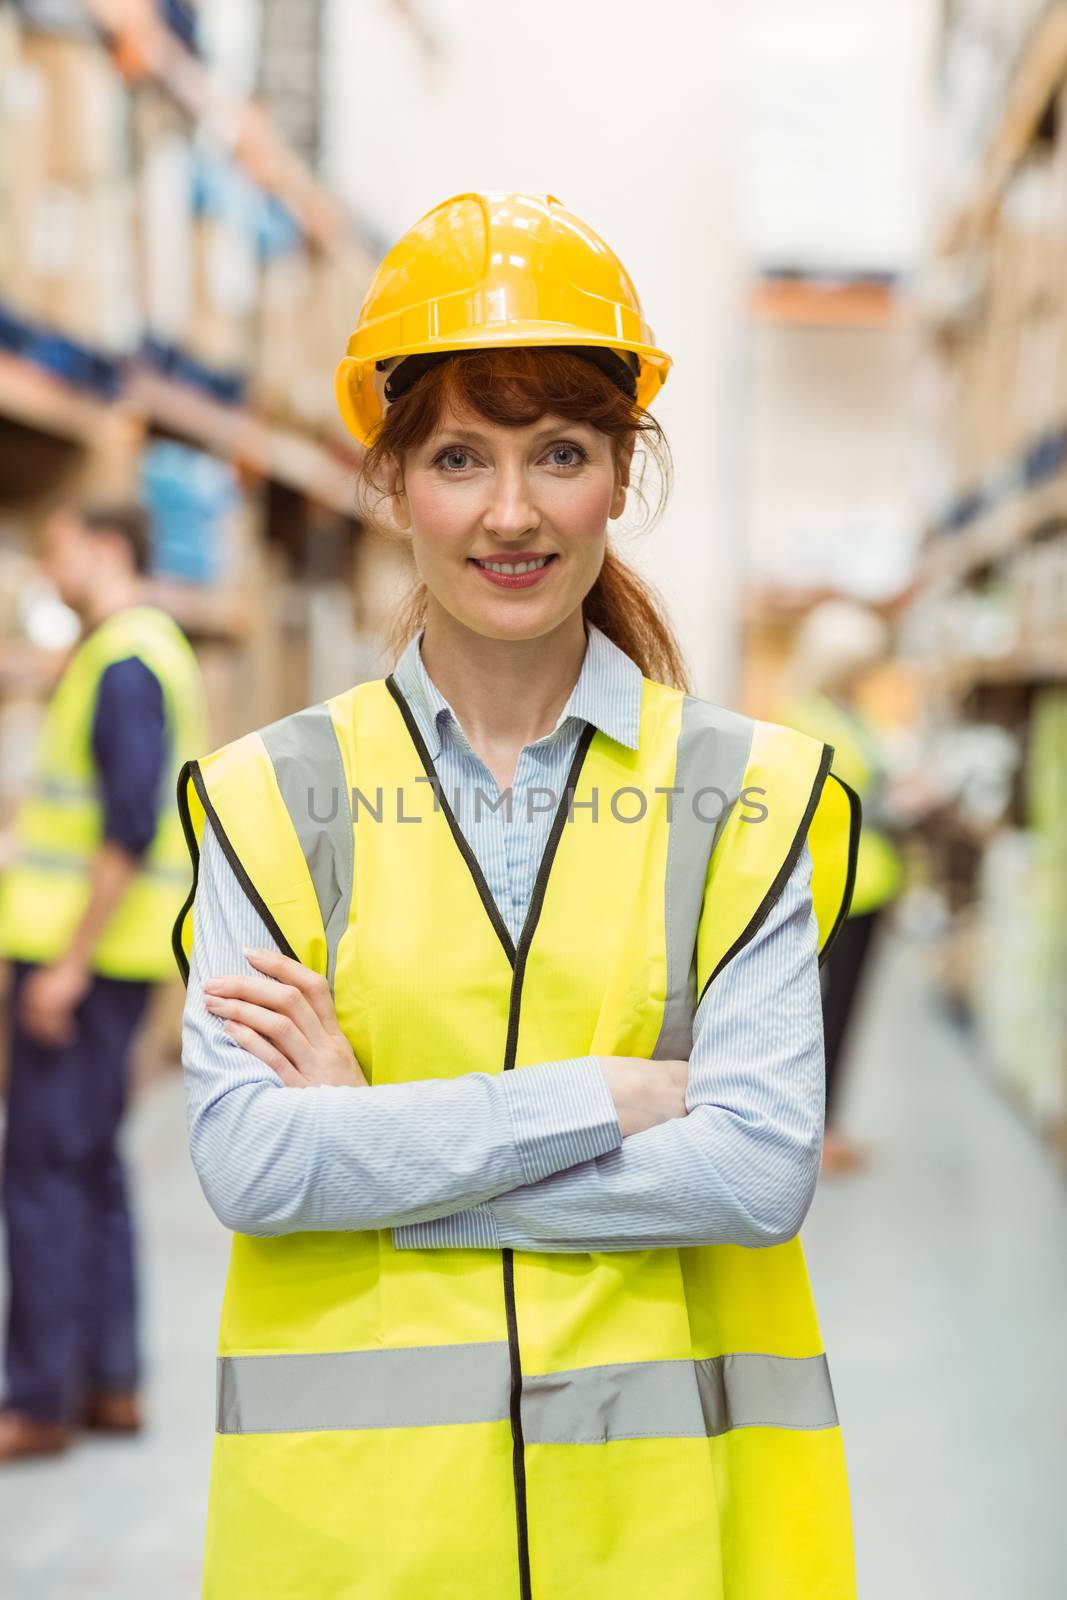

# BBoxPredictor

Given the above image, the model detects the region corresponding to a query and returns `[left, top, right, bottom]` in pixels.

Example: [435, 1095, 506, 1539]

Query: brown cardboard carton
[17, 32, 126, 184]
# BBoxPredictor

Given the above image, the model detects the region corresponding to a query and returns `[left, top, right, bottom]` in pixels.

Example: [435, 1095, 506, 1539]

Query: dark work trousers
[2, 960, 151, 1422]
[819, 910, 883, 1129]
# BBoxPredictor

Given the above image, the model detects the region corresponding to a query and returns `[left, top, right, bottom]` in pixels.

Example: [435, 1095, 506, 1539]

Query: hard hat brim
[336, 330, 671, 447]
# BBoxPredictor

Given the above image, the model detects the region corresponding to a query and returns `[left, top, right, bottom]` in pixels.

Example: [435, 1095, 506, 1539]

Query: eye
[543, 441, 589, 469]
[433, 446, 477, 472]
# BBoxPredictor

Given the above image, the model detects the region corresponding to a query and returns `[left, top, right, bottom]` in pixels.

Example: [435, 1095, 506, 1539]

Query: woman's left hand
[203, 949, 367, 1089]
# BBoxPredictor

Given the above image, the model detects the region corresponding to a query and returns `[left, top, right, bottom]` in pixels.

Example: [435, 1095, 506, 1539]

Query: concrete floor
[804, 929, 1067, 1600]
[1, 928, 1065, 1598]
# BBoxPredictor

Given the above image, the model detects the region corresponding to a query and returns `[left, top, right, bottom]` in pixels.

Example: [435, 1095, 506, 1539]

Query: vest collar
[390, 622, 642, 760]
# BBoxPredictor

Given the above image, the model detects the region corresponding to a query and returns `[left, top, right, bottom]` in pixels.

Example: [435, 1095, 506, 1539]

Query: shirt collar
[390, 621, 642, 759]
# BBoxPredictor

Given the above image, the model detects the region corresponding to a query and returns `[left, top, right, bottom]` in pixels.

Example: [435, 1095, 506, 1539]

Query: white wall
[731, 0, 938, 273]
[745, 323, 923, 600]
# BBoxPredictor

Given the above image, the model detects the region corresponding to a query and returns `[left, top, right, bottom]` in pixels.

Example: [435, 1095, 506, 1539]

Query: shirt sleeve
[181, 821, 622, 1237]
[393, 839, 825, 1254]
[90, 657, 168, 857]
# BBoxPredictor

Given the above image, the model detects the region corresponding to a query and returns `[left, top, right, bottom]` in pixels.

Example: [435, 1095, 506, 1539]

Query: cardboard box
[16, 32, 127, 184]
[136, 131, 193, 345]
[252, 241, 315, 422]
[4, 176, 137, 350]
[186, 213, 259, 375]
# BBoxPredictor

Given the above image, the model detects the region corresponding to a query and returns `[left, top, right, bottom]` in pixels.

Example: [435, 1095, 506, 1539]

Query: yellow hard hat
[334, 191, 672, 445]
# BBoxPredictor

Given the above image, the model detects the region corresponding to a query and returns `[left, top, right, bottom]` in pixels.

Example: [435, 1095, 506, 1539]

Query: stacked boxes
[928, 18, 1067, 515]
[186, 154, 261, 380]
[0, 8, 376, 416]
[251, 202, 374, 435]
[1, 27, 136, 352]
[252, 198, 312, 422]
[132, 82, 195, 354]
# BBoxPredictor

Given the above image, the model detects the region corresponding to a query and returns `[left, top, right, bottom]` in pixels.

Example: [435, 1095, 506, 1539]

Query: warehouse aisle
[805, 927, 1067, 1600]
[1, 929, 1065, 1598]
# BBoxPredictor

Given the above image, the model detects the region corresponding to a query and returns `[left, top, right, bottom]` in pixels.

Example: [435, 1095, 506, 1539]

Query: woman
[175, 193, 859, 1599]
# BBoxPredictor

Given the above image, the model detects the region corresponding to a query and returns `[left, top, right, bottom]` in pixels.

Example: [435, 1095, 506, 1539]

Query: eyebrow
[429, 419, 592, 447]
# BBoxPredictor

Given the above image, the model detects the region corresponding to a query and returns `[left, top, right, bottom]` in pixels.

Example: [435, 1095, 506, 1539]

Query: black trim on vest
[386, 668, 597, 1600]
[817, 771, 862, 966]
[172, 759, 200, 986]
[698, 740, 835, 1003]
[385, 673, 517, 965]
[500, 721, 596, 1600]
[171, 758, 300, 990]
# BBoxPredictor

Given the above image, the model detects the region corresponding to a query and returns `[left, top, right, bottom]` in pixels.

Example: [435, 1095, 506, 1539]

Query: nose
[482, 459, 540, 541]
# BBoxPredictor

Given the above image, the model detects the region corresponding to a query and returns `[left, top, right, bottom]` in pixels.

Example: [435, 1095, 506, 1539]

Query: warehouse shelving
[915, 0, 1067, 1160]
[940, 2, 1067, 254]
[123, 369, 361, 516]
[84, 0, 360, 255]
[0, 3, 412, 846]
[0, 352, 361, 518]
[749, 273, 903, 328]
[921, 465, 1067, 583]
[933, 643, 1067, 693]
[0, 351, 112, 447]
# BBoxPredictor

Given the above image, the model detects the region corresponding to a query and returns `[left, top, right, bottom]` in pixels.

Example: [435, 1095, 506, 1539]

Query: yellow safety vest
[782, 691, 903, 917]
[174, 672, 861, 1600]
[0, 604, 206, 981]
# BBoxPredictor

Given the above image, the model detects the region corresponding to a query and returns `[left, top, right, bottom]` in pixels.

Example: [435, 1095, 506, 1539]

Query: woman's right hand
[597, 1057, 689, 1137]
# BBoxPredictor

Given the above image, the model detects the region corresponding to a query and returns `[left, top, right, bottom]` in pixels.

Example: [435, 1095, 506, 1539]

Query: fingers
[204, 992, 318, 1073]
[203, 970, 325, 1048]
[242, 950, 339, 1033]
[221, 1019, 306, 1087]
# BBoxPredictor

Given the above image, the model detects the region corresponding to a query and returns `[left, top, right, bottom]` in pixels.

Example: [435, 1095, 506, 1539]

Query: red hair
[358, 347, 690, 690]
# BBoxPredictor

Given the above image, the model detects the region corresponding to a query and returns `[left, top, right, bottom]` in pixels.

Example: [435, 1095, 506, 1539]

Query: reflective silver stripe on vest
[28, 775, 100, 804]
[521, 1352, 837, 1443]
[651, 697, 754, 1060]
[216, 1346, 836, 1439]
[17, 846, 190, 885]
[260, 704, 353, 992]
[217, 1342, 513, 1434]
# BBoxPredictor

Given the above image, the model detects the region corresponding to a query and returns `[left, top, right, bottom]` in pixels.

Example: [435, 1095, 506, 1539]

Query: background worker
[0, 503, 206, 1462]
[781, 598, 906, 1175]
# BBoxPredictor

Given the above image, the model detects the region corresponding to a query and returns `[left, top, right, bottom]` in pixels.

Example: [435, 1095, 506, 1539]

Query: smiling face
[392, 402, 631, 642]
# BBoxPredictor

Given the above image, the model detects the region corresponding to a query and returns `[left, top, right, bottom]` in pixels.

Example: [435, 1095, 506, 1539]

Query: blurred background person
[780, 599, 906, 1176]
[0, 503, 206, 1462]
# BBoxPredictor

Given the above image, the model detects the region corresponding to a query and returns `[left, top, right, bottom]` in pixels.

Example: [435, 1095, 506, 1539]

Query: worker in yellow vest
[0, 502, 206, 1462]
[780, 599, 905, 1176]
[176, 194, 860, 1597]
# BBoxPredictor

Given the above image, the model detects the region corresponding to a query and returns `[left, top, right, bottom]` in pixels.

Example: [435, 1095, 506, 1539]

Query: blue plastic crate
[142, 439, 238, 586]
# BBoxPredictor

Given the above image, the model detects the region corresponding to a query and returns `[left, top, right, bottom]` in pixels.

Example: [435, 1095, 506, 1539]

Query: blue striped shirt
[181, 623, 825, 1251]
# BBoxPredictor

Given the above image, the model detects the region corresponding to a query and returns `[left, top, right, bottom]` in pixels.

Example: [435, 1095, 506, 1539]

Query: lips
[470, 554, 556, 574]
[469, 553, 559, 588]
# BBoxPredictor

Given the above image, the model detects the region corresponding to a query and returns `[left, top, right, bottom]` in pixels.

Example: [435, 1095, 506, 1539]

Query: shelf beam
[921, 468, 1067, 584]
[749, 277, 902, 328]
[125, 369, 362, 516]
[0, 352, 112, 445]
[932, 642, 1067, 692]
[0, 352, 362, 516]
